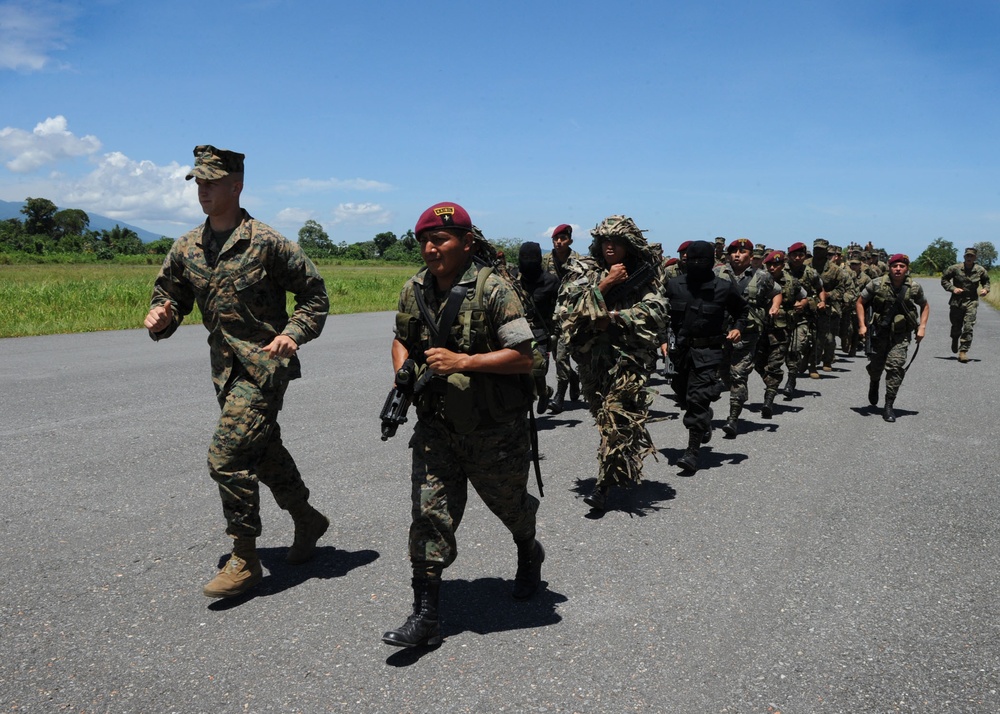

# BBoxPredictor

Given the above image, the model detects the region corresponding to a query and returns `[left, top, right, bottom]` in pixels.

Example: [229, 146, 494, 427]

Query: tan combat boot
[203, 537, 262, 598]
[959, 351, 969, 363]
[287, 503, 330, 564]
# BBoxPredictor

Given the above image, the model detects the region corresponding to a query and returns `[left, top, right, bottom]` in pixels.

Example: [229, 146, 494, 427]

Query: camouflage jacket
[542, 249, 581, 283]
[555, 255, 668, 370]
[941, 263, 991, 303]
[148, 211, 328, 396]
[814, 259, 851, 303]
[859, 275, 926, 337]
[785, 264, 823, 305]
[716, 263, 779, 332]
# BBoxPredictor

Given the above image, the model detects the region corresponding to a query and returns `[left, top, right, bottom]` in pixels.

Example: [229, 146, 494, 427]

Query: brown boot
[958, 351, 969, 363]
[287, 503, 330, 564]
[203, 538, 262, 598]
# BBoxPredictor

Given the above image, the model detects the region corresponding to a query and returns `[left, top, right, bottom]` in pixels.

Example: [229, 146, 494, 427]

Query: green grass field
[0, 263, 417, 338]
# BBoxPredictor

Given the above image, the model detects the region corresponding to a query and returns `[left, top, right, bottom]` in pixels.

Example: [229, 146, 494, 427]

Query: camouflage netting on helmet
[587, 215, 658, 265]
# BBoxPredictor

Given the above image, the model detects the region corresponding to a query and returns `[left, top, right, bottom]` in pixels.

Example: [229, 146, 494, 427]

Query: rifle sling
[414, 282, 470, 348]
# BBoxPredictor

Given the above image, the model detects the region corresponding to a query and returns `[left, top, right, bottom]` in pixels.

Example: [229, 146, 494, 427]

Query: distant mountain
[0, 199, 167, 243]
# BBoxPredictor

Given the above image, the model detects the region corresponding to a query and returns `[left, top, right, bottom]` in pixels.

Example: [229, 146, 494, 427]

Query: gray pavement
[1, 278, 998, 713]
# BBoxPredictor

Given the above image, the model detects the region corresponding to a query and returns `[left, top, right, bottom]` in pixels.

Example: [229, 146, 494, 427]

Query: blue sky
[1, 0, 998, 257]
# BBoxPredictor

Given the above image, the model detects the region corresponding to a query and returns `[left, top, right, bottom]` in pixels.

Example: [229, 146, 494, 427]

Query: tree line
[912, 238, 996, 273]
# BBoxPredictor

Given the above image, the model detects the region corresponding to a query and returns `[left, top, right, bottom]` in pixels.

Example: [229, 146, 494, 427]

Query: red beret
[727, 238, 754, 252]
[677, 240, 692, 252]
[788, 242, 807, 253]
[664, 257, 679, 267]
[415, 202, 473, 235]
[764, 250, 786, 264]
[552, 224, 572, 238]
[888, 253, 909, 265]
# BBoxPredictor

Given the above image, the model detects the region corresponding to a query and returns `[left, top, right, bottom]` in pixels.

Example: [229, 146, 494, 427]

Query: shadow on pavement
[571, 477, 676, 518]
[208, 546, 379, 610]
[384, 577, 567, 666]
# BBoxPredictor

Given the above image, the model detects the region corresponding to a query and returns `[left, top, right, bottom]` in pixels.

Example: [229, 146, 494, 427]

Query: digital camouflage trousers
[866, 332, 912, 400]
[208, 376, 310, 538]
[949, 299, 979, 352]
[407, 416, 538, 579]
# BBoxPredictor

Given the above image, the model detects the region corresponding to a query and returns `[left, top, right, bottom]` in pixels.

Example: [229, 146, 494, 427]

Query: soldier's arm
[146, 246, 194, 341]
[267, 232, 329, 346]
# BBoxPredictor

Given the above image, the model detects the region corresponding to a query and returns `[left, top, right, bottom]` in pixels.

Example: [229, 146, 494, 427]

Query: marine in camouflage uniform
[716, 239, 781, 436]
[541, 224, 582, 412]
[145, 145, 330, 599]
[941, 247, 991, 363]
[841, 255, 866, 356]
[555, 215, 668, 510]
[857, 254, 929, 422]
[754, 251, 806, 418]
[783, 242, 825, 395]
[382, 202, 543, 649]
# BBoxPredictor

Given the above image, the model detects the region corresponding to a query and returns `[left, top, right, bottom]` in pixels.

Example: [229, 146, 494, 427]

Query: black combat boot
[868, 378, 880, 407]
[549, 380, 567, 414]
[722, 404, 741, 438]
[583, 482, 609, 511]
[677, 430, 702, 472]
[761, 390, 776, 419]
[882, 396, 896, 423]
[382, 578, 442, 648]
[536, 385, 551, 415]
[286, 502, 330, 564]
[511, 538, 545, 600]
[569, 371, 580, 402]
[782, 375, 796, 400]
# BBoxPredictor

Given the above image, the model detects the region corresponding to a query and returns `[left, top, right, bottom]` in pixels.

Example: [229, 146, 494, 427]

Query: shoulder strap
[413, 282, 470, 348]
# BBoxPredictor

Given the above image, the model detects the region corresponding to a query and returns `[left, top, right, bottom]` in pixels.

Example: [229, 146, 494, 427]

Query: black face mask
[686, 258, 714, 282]
[519, 262, 542, 280]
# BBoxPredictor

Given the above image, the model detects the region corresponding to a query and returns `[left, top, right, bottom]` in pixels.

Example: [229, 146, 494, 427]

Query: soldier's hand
[858, 324, 868, 337]
[726, 329, 742, 343]
[953, 287, 964, 295]
[599, 264, 628, 293]
[915, 325, 926, 343]
[263, 334, 298, 358]
[144, 300, 173, 332]
[980, 288, 989, 297]
[424, 347, 467, 375]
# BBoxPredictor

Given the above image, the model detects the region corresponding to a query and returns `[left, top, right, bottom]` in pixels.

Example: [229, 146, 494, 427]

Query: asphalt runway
[1, 278, 997, 713]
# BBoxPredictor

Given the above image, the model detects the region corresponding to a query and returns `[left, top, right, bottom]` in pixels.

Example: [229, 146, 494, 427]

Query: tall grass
[0, 263, 417, 338]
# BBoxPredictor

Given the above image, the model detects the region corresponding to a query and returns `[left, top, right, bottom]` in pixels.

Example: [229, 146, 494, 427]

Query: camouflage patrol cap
[185, 145, 245, 180]
[830, 245, 842, 254]
[849, 257, 862, 265]
[753, 243, 767, 257]
[715, 236, 726, 245]
[964, 247, 977, 257]
[813, 238, 829, 251]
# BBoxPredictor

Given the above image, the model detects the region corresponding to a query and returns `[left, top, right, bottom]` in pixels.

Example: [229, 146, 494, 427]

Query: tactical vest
[870, 276, 919, 336]
[396, 265, 534, 434]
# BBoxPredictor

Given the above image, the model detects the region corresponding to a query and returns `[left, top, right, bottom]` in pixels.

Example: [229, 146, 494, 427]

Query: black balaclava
[685, 240, 715, 283]
[518, 241, 543, 281]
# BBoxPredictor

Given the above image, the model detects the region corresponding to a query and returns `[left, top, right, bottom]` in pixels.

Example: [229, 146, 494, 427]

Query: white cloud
[0, 1, 75, 71]
[0, 116, 101, 172]
[61, 151, 199, 224]
[332, 202, 392, 225]
[276, 177, 393, 193]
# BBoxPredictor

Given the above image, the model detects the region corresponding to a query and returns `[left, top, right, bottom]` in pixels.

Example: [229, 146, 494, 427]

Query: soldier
[783, 242, 825, 395]
[716, 238, 781, 437]
[663, 240, 691, 280]
[751, 243, 767, 272]
[714, 236, 727, 264]
[144, 145, 330, 599]
[811, 239, 850, 371]
[382, 202, 543, 649]
[941, 247, 991, 363]
[556, 215, 668, 510]
[857, 253, 929, 422]
[541, 224, 581, 412]
[755, 250, 807, 418]
[842, 255, 868, 356]
[517, 241, 560, 412]
[665, 241, 748, 472]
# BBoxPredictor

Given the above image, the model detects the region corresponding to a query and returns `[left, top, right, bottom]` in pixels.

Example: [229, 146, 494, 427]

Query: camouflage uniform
[717, 262, 779, 415]
[812, 241, 851, 369]
[941, 258, 991, 355]
[859, 275, 927, 402]
[542, 249, 582, 386]
[754, 255, 806, 412]
[149, 210, 328, 538]
[555, 216, 668, 491]
[784, 262, 823, 379]
[395, 260, 537, 578]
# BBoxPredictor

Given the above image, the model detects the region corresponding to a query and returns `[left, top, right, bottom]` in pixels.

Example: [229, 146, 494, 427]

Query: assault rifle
[660, 325, 677, 377]
[603, 260, 656, 306]
[379, 358, 432, 440]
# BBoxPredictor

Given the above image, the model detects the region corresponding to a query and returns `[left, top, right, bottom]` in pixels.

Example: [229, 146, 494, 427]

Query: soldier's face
[728, 247, 752, 272]
[889, 262, 908, 280]
[602, 239, 627, 266]
[766, 259, 784, 278]
[553, 233, 572, 252]
[420, 229, 472, 283]
[196, 175, 241, 217]
[788, 250, 806, 268]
